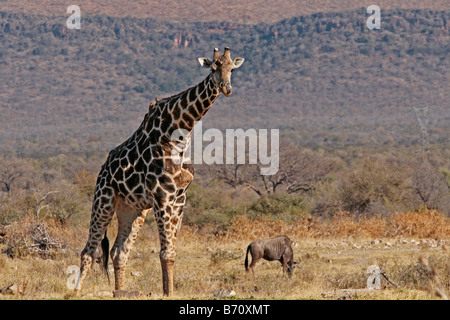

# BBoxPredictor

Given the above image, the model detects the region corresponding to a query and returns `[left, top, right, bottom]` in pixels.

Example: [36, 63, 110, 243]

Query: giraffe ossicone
[76, 48, 245, 297]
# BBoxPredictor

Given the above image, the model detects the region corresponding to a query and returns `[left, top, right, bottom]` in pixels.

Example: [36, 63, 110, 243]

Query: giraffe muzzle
[220, 81, 232, 96]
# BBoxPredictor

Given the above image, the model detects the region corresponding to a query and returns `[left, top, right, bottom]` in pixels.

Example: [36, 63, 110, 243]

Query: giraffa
[76, 47, 245, 296]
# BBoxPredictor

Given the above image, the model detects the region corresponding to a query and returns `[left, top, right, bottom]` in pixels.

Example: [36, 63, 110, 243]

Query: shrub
[223, 209, 449, 240]
[1, 214, 64, 259]
[246, 193, 308, 222]
[389, 255, 449, 291]
[411, 160, 450, 215]
[337, 156, 411, 216]
[392, 210, 450, 238]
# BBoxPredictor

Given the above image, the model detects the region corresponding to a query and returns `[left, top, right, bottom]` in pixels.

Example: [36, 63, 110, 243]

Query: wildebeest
[245, 235, 296, 276]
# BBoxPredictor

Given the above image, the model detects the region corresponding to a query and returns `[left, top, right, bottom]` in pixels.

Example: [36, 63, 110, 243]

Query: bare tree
[251, 142, 337, 196]
[412, 160, 450, 214]
[0, 157, 32, 196]
[214, 163, 247, 191]
[208, 140, 338, 197]
[32, 189, 60, 219]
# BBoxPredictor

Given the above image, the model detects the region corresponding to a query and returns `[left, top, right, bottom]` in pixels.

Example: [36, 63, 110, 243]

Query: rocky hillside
[0, 8, 448, 157]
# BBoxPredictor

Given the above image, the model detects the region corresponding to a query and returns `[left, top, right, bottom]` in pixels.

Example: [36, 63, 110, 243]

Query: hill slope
[0, 8, 449, 157]
[1, 0, 449, 23]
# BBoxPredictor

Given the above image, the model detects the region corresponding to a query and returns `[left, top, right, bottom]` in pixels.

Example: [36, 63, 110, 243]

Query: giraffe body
[77, 48, 244, 296]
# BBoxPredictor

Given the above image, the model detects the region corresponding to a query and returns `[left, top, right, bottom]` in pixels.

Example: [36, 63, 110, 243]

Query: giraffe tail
[101, 231, 110, 285]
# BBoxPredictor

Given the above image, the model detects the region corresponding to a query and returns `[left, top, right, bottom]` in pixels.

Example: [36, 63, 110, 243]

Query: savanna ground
[0, 209, 448, 300]
[0, 1, 449, 301]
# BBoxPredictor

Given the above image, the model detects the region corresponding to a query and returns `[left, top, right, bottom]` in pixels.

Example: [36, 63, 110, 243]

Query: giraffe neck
[146, 74, 220, 144]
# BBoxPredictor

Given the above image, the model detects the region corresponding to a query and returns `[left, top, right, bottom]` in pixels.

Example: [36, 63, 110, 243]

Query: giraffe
[76, 47, 245, 296]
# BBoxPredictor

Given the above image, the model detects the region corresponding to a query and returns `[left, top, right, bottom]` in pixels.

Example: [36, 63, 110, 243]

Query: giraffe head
[198, 47, 245, 96]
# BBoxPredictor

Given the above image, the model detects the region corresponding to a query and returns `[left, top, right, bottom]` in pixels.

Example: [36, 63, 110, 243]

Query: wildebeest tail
[101, 231, 110, 285]
[245, 244, 251, 271]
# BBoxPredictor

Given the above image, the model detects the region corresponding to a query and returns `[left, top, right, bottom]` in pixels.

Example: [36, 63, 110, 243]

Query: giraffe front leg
[154, 203, 184, 297]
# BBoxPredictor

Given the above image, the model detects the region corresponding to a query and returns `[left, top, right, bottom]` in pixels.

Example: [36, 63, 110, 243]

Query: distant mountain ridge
[1, 0, 449, 23]
[0, 8, 448, 157]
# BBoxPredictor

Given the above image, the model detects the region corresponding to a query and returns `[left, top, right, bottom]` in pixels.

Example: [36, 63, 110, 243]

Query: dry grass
[0, 209, 448, 300]
[1, 214, 67, 259]
[392, 210, 450, 238]
[225, 210, 450, 240]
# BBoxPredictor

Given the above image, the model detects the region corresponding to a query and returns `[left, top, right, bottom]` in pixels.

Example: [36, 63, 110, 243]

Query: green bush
[246, 193, 309, 222]
[184, 183, 308, 229]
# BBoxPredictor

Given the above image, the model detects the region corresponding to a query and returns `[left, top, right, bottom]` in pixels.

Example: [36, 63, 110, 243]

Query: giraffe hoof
[63, 291, 78, 299]
[113, 290, 141, 299]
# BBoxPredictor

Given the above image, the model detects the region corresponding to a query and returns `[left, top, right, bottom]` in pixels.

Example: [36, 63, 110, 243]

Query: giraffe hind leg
[110, 200, 148, 291]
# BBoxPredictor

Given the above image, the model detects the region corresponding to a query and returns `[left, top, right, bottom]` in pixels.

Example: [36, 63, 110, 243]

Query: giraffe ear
[233, 58, 245, 69]
[198, 57, 212, 68]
